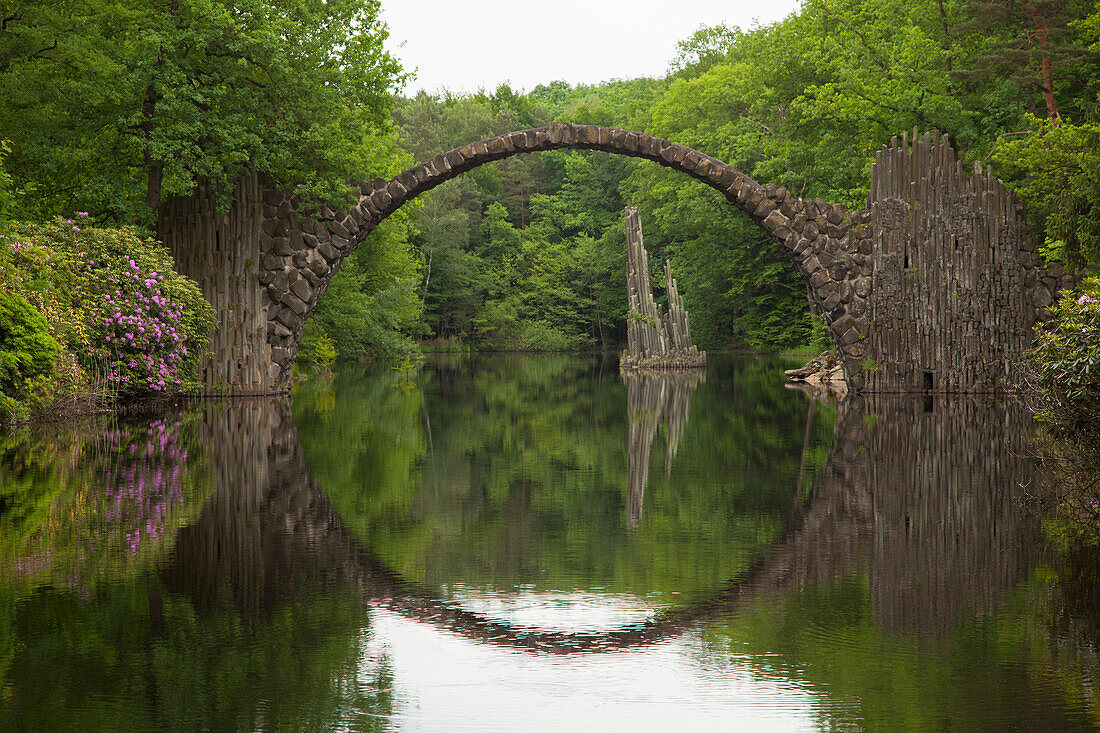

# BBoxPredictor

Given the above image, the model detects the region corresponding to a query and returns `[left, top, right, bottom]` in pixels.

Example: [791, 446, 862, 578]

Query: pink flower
[72, 227, 80, 232]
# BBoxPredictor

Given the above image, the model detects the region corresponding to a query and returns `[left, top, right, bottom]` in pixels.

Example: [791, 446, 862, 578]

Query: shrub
[1032, 278, 1100, 427]
[1031, 277, 1100, 545]
[0, 291, 61, 415]
[2, 218, 213, 395]
[0, 217, 214, 404]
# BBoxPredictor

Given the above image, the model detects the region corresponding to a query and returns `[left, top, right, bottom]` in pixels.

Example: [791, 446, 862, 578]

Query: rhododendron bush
[0, 217, 213, 413]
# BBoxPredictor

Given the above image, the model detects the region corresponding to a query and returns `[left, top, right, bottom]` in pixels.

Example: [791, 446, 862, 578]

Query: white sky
[381, 0, 803, 96]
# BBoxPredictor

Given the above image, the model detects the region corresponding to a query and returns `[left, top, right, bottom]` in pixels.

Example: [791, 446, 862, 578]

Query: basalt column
[621, 206, 705, 370]
[863, 130, 1077, 392]
[157, 174, 280, 394]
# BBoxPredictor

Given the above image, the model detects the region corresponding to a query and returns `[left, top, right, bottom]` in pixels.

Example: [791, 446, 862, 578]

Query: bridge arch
[258, 123, 874, 389]
[159, 127, 1063, 396]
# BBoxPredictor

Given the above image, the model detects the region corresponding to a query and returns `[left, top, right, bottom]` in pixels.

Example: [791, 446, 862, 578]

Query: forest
[1, 0, 1098, 370]
[309, 0, 1100, 360]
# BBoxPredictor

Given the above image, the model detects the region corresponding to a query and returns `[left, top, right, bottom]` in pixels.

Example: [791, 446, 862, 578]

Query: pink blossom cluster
[89, 258, 190, 391]
[0, 234, 33, 252]
[1078, 294, 1098, 305]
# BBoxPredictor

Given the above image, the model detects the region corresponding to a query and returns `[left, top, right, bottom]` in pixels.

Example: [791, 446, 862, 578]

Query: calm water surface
[2, 353, 1099, 731]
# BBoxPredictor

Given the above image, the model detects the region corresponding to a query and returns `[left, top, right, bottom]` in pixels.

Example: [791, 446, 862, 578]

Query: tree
[0, 0, 406, 224]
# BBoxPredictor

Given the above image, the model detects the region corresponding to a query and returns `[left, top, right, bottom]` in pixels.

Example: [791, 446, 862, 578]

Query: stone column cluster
[621, 206, 705, 369]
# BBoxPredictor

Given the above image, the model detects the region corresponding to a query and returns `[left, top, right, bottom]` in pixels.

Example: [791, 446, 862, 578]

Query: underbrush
[1030, 277, 1100, 545]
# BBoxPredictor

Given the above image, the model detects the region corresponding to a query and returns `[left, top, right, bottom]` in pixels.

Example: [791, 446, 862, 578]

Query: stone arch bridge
[158, 124, 1075, 395]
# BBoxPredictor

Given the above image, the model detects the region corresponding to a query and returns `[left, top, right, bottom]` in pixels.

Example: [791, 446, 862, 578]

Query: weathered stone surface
[273, 237, 294, 256]
[317, 242, 340, 263]
[280, 291, 308, 315]
[291, 278, 313, 303]
[854, 277, 872, 298]
[762, 209, 790, 237]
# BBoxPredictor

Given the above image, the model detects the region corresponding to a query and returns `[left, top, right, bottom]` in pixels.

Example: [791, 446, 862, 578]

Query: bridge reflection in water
[163, 391, 1042, 650]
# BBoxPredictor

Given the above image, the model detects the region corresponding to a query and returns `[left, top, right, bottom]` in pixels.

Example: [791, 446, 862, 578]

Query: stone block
[752, 197, 775, 219]
[762, 209, 790, 235]
[318, 242, 340, 263]
[509, 130, 529, 149]
[388, 180, 408, 202]
[826, 204, 845, 225]
[280, 291, 309, 315]
[854, 276, 872, 298]
[371, 188, 392, 211]
[291, 277, 313, 303]
[831, 314, 856, 336]
[273, 237, 294, 256]
[275, 307, 297, 329]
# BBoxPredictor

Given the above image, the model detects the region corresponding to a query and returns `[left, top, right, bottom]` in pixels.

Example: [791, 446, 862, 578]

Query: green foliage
[0, 291, 60, 416]
[1031, 278, 1100, 543]
[298, 331, 337, 373]
[1032, 278, 1100, 415]
[0, 219, 213, 407]
[301, 214, 423, 365]
[0, 0, 406, 223]
[992, 119, 1100, 266]
[0, 142, 15, 223]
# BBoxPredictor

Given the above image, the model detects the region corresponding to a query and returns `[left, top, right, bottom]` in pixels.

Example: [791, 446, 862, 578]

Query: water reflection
[2, 356, 1099, 731]
[622, 369, 705, 528]
[788, 394, 1043, 638]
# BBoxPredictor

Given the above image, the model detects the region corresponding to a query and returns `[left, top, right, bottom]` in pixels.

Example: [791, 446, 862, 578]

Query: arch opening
[262, 124, 871, 389]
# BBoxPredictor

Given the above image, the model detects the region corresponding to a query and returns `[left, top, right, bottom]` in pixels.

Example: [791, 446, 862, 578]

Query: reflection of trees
[622, 369, 705, 528]
[0, 400, 393, 732]
[296, 354, 829, 602]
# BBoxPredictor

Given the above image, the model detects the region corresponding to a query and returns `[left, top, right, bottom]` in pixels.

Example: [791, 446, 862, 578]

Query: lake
[1, 353, 1098, 731]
